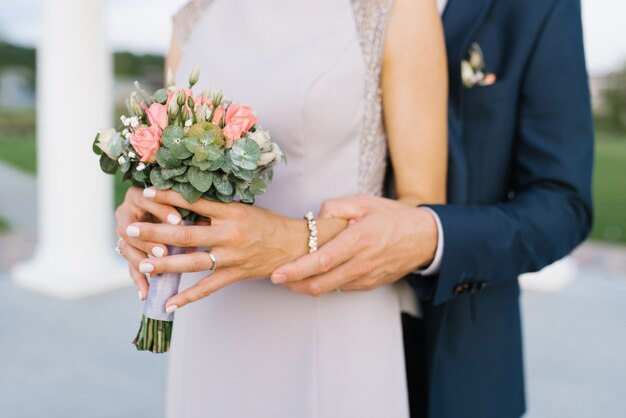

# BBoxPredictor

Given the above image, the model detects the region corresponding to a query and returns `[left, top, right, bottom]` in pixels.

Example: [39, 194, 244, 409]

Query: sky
[0, 0, 624, 75]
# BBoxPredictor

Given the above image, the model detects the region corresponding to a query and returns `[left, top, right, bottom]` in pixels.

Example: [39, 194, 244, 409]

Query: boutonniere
[461, 43, 497, 88]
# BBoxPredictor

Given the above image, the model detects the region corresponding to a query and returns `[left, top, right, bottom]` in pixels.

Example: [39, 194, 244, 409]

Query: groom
[274, 0, 594, 417]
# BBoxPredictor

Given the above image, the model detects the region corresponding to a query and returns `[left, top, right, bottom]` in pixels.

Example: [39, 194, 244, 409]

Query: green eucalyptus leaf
[150, 167, 174, 190]
[161, 166, 187, 180]
[162, 126, 185, 148]
[169, 141, 194, 159]
[179, 182, 203, 203]
[217, 192, 234, 203]
[120, 159, 131, 173]
[172, 183, 182, 193]
[249, 177, 267, 195]
[221, 154, 235, 173]
[93, 134, 103, 155]
[233, 168, 254, 181]
[132, 167, 149, 183]
[238, 187, 255, 204]
[188, 166, 214, 193]
[205, 143, 222, 161]
[174, 170, 189, 183]
[213, 175, 234, 196]
[99, 153, 118, 175]
[193, 147, 210, 162]
[157, 147, 182, 169]
[176, 207, 191, 218]
[184, 137, 200, 153]
[230, 138, 261, 170]
[153, 89, 168, 104]
[108, 133, 124, 158]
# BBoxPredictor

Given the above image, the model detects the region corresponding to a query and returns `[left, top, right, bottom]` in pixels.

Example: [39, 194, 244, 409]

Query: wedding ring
[115, 237, 123, 257]
[204, 249, 217, 272]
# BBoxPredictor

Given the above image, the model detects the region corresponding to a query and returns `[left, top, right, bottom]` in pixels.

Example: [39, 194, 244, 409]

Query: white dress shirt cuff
[414, 207, 444, 276]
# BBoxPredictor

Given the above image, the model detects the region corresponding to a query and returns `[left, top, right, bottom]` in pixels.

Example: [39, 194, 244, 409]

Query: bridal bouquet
[93, 67, 283, 353]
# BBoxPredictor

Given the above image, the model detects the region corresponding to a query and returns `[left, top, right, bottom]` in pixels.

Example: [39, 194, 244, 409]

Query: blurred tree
[595, 64, 626, 135]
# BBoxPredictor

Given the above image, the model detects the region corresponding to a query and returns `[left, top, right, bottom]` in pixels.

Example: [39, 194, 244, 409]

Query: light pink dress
[168, 1, 411, 417]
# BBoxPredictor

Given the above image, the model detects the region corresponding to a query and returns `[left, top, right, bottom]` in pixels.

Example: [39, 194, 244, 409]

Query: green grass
[0, 134, 130, 207]
[591, 132, 626, 243]
[0, 134, 37, 173]
[0, 130, 624, 243]
[0, 215, 9, 232]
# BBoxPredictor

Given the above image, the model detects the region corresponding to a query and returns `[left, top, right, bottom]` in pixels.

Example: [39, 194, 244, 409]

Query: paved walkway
[0, 162, 37, 231]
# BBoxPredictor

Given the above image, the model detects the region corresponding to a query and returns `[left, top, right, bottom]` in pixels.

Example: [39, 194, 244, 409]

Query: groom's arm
[410, 0, 594, 304]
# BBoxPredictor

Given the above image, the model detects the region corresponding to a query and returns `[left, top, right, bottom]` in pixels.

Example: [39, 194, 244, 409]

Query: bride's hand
[115, 187, 183, 300]
[125, 187, 346, 311]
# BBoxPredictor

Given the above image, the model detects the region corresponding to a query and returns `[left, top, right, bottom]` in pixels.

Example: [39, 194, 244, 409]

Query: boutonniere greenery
[461, 43, 497, 88]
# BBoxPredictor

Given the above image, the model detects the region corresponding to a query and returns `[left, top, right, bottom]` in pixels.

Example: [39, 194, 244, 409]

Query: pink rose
[194, 96, 212, 107]
[130, 125, 161, 163]
[222, 104, 258, 143]
[212, 105, 226, 125]
[145, 103, 169, 130]
[166, 88, 194, 107]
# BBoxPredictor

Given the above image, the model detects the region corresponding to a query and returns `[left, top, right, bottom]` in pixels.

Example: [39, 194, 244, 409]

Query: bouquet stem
[132, 315, 173, 353]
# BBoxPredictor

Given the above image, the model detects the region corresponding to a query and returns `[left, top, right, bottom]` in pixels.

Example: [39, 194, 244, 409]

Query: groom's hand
[271, 195, 439, 296]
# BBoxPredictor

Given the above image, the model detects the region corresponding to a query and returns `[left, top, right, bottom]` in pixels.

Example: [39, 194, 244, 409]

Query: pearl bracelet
[304, 211, 318, 253]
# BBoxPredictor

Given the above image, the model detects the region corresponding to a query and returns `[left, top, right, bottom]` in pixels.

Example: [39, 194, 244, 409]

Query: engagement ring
[115, 237, 123, 256]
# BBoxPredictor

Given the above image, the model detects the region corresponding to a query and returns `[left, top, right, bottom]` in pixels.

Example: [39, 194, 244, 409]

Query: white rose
[249, 129, 271, 151]
[258, 151, 277, 166]
[96, 128, 117, 159]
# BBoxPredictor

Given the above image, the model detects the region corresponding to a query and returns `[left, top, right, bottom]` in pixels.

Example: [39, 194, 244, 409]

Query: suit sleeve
[409, 0, 594, 305]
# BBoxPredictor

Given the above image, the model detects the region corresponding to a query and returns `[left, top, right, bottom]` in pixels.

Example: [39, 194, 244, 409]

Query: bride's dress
[168, 1, 411, 417]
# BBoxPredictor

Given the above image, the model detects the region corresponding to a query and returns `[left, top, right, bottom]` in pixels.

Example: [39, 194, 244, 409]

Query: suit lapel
[443, 0, 496, 62]
[442, 0, 496, 204]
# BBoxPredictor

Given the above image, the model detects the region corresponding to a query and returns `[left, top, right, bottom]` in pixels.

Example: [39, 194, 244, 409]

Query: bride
[116, 0, 447, 416]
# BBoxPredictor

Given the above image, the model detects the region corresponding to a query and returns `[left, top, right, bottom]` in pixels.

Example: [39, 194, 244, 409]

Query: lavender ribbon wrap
[143, 220, 194, 322]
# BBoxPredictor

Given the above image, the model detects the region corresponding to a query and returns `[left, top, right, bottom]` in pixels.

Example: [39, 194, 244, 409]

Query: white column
[12, 0, 129, 299]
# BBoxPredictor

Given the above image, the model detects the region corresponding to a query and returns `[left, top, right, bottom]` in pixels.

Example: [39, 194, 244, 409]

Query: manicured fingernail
[138, 291, 144, 301]
[152, 246, 165, 257]
[168, 214, 181, 225]
[271, 274, 287, 284]
[143, 187, 157, 198]
[165, 305, 178, 314]
[139, 263, 154, 273]
[126, 225, 140, 237]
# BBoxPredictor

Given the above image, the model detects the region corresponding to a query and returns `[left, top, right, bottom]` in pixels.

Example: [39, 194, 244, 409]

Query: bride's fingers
[165, 269, 241, 311]
[138, 248, 230, 276]
[142, 187, 229, 220]
[129, 265, 149, 301]
[131, 188, 182, 225]
[119, 239, 149, 270]
[124, 236, 168, 259]
[125, 222, 228, 248]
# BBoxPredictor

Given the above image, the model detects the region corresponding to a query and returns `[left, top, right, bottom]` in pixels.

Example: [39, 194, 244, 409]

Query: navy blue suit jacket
[405, 0, 594, 416]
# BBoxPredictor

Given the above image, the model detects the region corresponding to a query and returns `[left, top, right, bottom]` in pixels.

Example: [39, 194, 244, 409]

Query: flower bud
[212, 90, 223, 108]
[189, 65, 200, 87]
[168, 100, 180, 119]
[187, 96, 195, 110]
[177, 91, 186, 106]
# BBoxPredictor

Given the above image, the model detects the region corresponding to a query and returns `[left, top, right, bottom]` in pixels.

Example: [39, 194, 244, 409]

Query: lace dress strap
[172, 0, 214, 48]
[350, 0, 395, 195]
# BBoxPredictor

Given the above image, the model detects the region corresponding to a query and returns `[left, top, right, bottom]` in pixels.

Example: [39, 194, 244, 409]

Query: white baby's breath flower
[122, 128, 129, 136]
[130, 117, 139, 128]
[122, 116, 131, 127]
[137, 162, 146, 171]
[185, 119, 193, 127]
[125, 132, 131, 140]
[118, 156, 126, 165]
[128, 151, 136, 159]
[461, 60, 475, 88]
